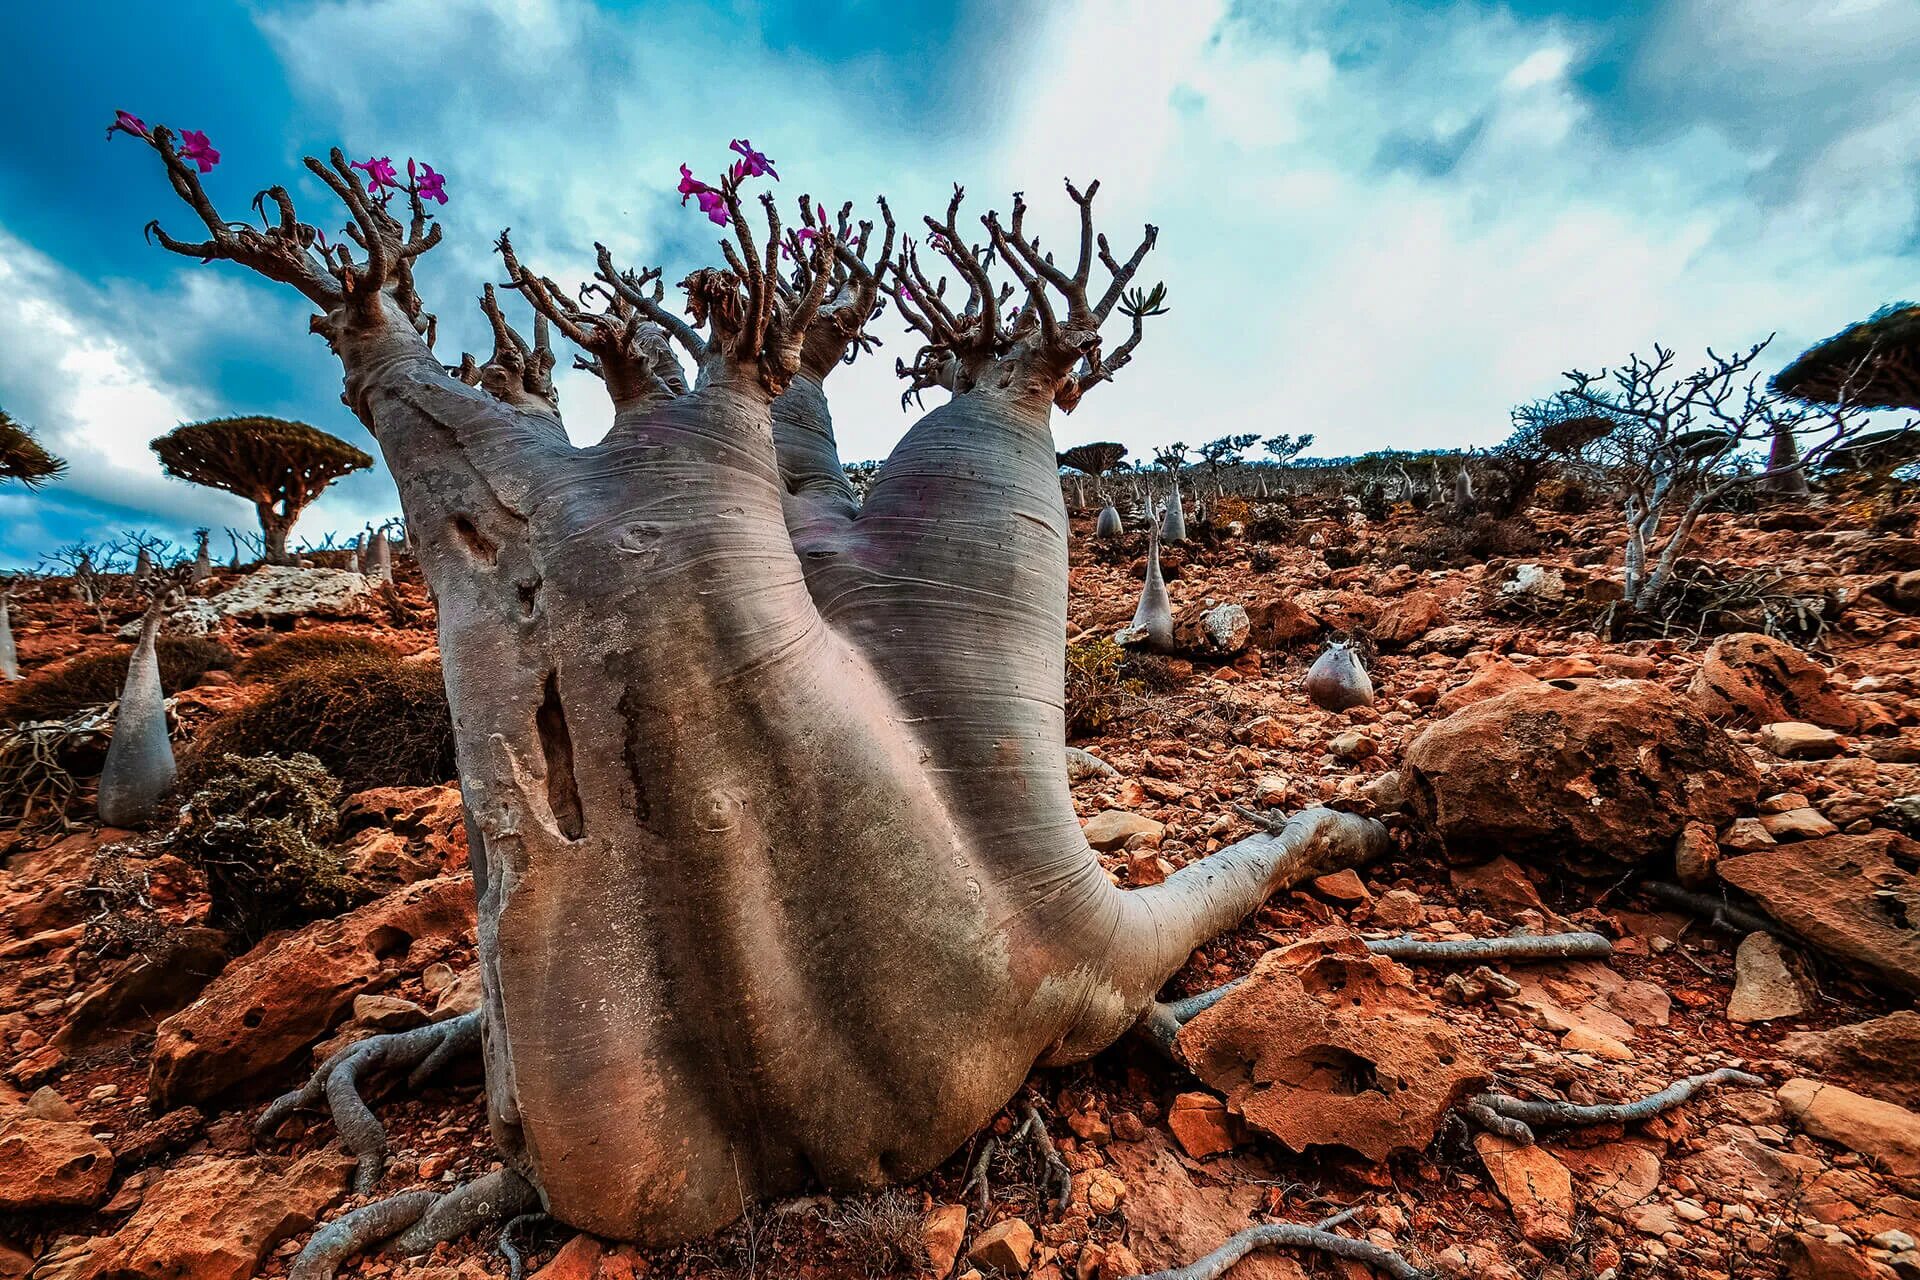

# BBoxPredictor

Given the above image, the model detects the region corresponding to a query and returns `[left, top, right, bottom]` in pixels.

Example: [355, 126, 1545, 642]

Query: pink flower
[728, 138, 777, 181]
[677, 164, 711, 205]
[696, 188, 729, 227]
[408, 158, 448, 205]
[106, 110, 148, 141]
[179, 129, 220, 173]
[351, 155, 399, 200]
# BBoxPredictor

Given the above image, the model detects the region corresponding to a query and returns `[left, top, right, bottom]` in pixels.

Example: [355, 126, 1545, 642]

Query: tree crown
[0, 410, 66, 488]
[150, 416, 372, 509]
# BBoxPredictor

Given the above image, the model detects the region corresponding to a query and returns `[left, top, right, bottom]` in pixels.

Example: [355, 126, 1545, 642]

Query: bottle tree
[117, 120, 1387, 1271]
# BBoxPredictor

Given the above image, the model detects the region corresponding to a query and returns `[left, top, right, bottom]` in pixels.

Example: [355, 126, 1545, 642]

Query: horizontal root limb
[1639, 881, 1780, 937]
[1122, 1206, 1431, 1280]
[290, 1169, 539, 1280]
[1466, 1067, 1765, 1145]
[257, 1009, 482, 1193]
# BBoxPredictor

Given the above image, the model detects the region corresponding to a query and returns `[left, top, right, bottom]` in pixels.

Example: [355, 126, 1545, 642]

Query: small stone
[1560, 1025, 1634, 1060]
[923, 1203, 968, 1278]
[351, 994, 430, 1032]
[1760, 808, 1841, 841]
[1312, 868, 1371, 905]
[1082, 810, 1165, 852]
[968, 1217, 1036, 1274]
[1719, 818, 1777, 852]
[1728, 932, 1811, 1023]
[1081, 1168, 1126, 1216]
[1475, 1133, 1575, 1245]
[1778, 1078, 1920, 1177]
[1327, 730, 1377, 762]
[1369, 889, 1427, 929]
[23, 1087, 75, 1121]
[1166, 1092, 1236, 1158]
[1673, 822, 1719, 889]
[1760, 722, 1844, 760]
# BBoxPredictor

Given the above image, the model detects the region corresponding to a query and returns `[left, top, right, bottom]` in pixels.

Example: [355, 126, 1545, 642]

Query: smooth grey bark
[192, 532, 212, 584]
[1763, 420, 1810, 495]
[97, 602, 175, 827]
[1123, 516, 1175, 651]
[370, 527, 393, 582]
[1453, 467, 1475, 508]
[0, 587, 17, 680]
[129, 141, 1389, 1249]
[1304, 641, 1374, 711]
[1095, 501, 1123, 537]
[1161, 479, 1187, 542]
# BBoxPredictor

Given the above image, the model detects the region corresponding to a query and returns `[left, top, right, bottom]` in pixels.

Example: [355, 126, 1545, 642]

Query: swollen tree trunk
[370, 530, 393, 582]
[1162, 478, 1187, 542]
[98, 603, 175, 827]
[0, 590, 17, 680]
[1763, 421, 1810, 495]
[1095, 500, 1123, 538]
[193, 536, 213, 585]
[1124, 516, 1175, 651]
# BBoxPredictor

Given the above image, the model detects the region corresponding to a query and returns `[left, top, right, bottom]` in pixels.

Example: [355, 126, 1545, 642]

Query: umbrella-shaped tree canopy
[150, 416, 372, 563]
[1773, 302, 1920, 410]
[1057, 441, 1127, 476]
[0, 409, 65, 488]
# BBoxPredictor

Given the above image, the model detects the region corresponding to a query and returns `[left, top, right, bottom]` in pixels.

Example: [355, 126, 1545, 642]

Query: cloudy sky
[1, 0, 1914, 567]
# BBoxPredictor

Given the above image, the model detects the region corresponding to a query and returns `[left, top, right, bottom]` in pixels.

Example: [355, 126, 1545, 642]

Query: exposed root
[1122, 1206, 1431, 1280]
[290, 1190, 439, 1280]
[961, 1101, 1073, 1216]
[257, 1010, 482, 1193]
[1065, 744, 1121, 779]
[1367, 931, 1614, 963]
[290, 1170, 539, 1280]
[1465, 1068, 1765, 1145]
[1640, 881, 1780, 937]
[1140, 931, 1613, 1053]
[498, 1212, 554, 1280]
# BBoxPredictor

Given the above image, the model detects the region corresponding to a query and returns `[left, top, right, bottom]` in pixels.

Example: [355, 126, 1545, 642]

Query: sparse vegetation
[237, 629, 395, 681]
[1, 636, 234, 725]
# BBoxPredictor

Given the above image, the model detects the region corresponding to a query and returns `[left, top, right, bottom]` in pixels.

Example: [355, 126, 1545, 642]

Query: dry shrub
[2, 637, 235, 725]
[161, 752, 363, 940]
[237, 628, 394, 681]
[76, 842, 169, 958]
[188, 651, 455, 792]
[1385, 515, 1543, 570]
[830, 1189, 928, 1276]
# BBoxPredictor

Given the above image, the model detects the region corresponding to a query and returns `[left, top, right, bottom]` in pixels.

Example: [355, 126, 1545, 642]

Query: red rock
[1246, 597, 1321, 647]
[1373, 591, 1446, 647]
[82, 1150, 352, 1280]
[148, 875, 476, 1107]
[1688, 632, 1869, 732]
[1475, 1133, 1575, 1244]
[1778, 1078, 1920, 1178]
[968, 1218, 1036, 1273]
[1780, 1013, 1920, 1109]
[1403, 679, 1762, 874]
[1311, 868, 1371, 905]
[923, 1203, 969, 1278]
[1673, 821, 1719, 888]
[1447, 856, 1544, 916]
[1433, 659, 1543, 716]
[1557, 1140, 1662, 1215]
[1176, 930, 1486, 1162]
[1105, 1132, 1307, 1280]
[1166, 1092, 1237, 1158]
[0, 1113, 113, 1210]
[1719, 832, 1920, 995]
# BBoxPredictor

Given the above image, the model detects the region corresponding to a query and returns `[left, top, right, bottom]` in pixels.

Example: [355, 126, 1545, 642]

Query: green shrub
[2, 637, 235, 725]
[161, 753, 363, 940]
[1066, 637, 1155, 738]
[186, 651, 455, 792]
[237, 629, 395, 681]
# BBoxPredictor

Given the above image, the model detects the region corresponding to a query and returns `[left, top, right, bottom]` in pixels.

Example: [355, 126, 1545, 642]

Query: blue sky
[2, 0, 1915, 566]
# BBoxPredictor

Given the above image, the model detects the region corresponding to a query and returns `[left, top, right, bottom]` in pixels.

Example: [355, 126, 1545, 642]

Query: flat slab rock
[126, 566, 380, 636]
[1175, 928, 1487, 1162]
[1718, 831, 1920, 996]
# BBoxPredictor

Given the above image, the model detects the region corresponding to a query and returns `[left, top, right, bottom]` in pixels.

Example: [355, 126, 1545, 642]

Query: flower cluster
[106, 111, 220, 173]
[678, 138, 778, 229]
[350, 155, 450, 206]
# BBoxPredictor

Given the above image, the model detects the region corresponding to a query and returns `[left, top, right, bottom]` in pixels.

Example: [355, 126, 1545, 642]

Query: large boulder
[1719, 832, 1920, 996]
[1687, 632, 1870, 732]
[148, 875, 475, 1107]
[1403, 679, 1762, 873]
[126, 566, 380, 638]
[1175, 930, 1486, 1162]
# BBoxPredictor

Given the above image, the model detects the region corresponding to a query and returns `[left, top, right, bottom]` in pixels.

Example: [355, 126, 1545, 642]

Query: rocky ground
[2, 494, 1918, 1280]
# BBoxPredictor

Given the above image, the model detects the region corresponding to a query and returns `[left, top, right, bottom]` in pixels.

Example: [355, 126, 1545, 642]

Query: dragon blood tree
[120, 122, 1388, 1269]
[150, 416, 372, 564]
[0, 408, 66, 488]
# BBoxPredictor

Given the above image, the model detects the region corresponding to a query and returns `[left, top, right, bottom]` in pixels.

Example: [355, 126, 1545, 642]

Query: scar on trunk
[451, 513, 498, 565]
[536, 673, 585, 839]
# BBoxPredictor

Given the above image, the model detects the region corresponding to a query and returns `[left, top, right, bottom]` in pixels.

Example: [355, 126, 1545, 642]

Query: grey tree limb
[1366, 932, 1614, 963]
[1468, 1068, 1765, 1145]
[1122, 1207, 1431, 1280]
